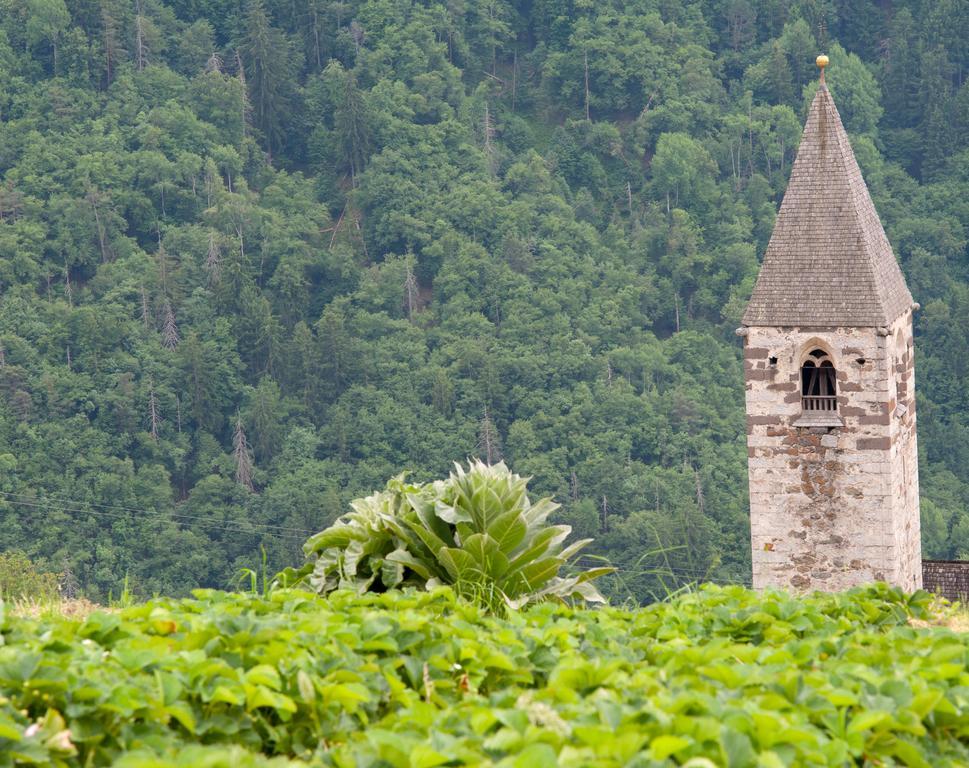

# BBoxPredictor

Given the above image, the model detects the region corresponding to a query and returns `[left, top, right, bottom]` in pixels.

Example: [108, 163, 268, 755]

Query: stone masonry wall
[889, 320, 921, 590]
[745, 311, 921, 592]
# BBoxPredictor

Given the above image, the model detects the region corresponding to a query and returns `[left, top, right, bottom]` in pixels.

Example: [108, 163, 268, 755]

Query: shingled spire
[742, 71, 913, 327]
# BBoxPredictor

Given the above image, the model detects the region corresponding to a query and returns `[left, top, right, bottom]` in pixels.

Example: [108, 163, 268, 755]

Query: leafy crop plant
[0, 585, 967, 766]
[276, 461, 613, 612]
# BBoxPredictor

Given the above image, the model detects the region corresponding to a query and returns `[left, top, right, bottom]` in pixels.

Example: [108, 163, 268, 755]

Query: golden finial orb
[816, 54, 829, 84]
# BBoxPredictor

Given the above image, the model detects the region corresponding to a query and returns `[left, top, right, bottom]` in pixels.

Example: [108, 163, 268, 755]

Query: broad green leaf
[649, 735, 690, 760]
[409, 744, 451, 768]
[461, 534, 509, 578]
[470, 485, 504, 530]
[847, 710, 891, 734]
[487, 509, 528, 555]
[516, 557, 564, 591]
[435, 500, 472, 526]
[303, 526, 356, 555]
[209, 684, 244, 706]
[0, 712, 21, 741]
[245, 665, 282, 690]
[437, 548, 479, 582]
[891, 738, 931, 768]
[510, 743, 558, 767]
[246, 685, 297, 713]
[380, 557, 404, 588]
[557, 537, 591, 562]
[386, 548, 436, 580]
[164, 703, 197, 734]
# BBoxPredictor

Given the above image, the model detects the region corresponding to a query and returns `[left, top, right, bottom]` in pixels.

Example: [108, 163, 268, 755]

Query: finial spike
[816, 54, 829, 85]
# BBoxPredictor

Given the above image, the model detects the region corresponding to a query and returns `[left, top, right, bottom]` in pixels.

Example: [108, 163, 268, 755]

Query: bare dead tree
[59, 558, 79, 599]
[570, 469, 579, 501]
[512, 47, 518, 110]
[175, 394, 182, 433]
[205, 51, 223, 74]
[235, 50, 252, 139]
[233, 415, 255, 491]
[64, 269, 73, 307]
[156, 233, 170, 293]
[694, 466, 705, 517]
[483, 103, 497, 176]
[86, 186, 111, 262]
[205, 230, 222, 282]
[134, 0, 149, 71]
[162, 300, 179, 349]
[403, 262, 419, 321]
[476, 408, 503, 465]
[204, 160, 217, 206]
[310, 0, 322, 70]
[139, 285, 152, 328]
[147, 376, 160, 439]
[350, 20, 365, 52]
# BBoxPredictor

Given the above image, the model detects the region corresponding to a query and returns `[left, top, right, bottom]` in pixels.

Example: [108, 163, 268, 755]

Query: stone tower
[740, 62, 921, 592]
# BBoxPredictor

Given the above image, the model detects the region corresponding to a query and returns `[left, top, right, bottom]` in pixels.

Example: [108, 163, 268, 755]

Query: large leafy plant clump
[278, 461, 612, 610]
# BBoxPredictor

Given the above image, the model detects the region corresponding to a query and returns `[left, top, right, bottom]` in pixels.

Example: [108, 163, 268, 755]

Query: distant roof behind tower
[742, 83, 913, 327]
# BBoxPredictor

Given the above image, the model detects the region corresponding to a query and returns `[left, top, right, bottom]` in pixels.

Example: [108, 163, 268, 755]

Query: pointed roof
[742, 84, 913, 327]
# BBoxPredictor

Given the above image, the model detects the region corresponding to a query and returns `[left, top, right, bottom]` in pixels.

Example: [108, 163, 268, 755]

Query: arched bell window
[801, 349, 837, 412]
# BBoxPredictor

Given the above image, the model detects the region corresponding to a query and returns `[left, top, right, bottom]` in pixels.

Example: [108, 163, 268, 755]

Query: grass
[8, 595, 104, 620]
[909, 596, 969, 632]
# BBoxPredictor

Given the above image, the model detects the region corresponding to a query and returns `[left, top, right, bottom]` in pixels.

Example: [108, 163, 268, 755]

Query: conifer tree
[241, 0, 293, 157]
[99, 0, 125, 83]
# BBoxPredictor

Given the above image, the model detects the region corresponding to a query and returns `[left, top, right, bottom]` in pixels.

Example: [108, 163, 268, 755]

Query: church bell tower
[740, 57, 922, 592]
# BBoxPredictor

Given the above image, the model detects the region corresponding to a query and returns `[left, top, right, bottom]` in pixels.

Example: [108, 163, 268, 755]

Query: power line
[570, 556, 752, 585]
[0, 491, 752, 585]
[575, 561, 745, 579]
[0, 492, 309, 542]
[0, 490, 315, 534]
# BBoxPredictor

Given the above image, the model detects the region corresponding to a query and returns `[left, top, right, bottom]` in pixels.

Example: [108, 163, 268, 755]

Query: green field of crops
[0, 585, 967, 767]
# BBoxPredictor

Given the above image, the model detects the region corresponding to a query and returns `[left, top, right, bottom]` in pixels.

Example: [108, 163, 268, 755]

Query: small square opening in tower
[769, 356, 777, 365]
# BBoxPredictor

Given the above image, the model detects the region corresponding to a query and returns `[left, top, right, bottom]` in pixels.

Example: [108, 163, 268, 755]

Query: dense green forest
[2, 0, 969, 600]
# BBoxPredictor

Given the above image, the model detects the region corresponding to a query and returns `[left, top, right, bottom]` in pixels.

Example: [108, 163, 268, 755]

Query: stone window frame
[798, 341, 838, 415]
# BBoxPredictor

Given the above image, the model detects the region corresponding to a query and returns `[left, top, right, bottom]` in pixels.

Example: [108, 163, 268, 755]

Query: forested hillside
[1, 0, 969, 600]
